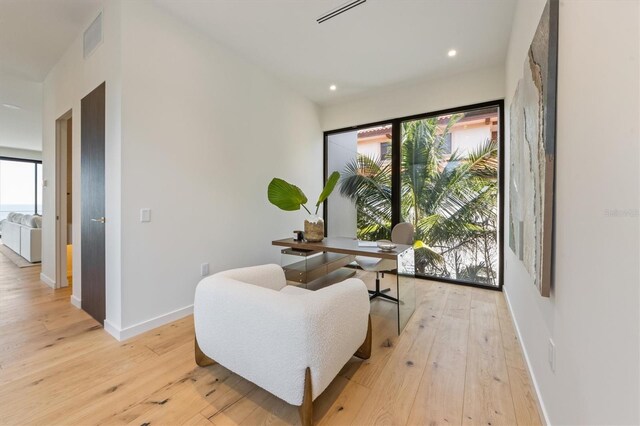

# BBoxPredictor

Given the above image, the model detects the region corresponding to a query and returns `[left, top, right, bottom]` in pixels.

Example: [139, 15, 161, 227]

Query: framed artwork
[508, 0, 558, 297]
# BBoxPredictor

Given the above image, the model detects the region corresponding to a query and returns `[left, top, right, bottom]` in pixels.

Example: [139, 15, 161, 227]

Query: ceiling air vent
[317, 0, 366, 24]
[83, 12, 103, 59]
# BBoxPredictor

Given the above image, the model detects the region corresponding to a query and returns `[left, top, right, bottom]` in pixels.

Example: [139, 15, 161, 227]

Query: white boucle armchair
[193, 264, 371, 426]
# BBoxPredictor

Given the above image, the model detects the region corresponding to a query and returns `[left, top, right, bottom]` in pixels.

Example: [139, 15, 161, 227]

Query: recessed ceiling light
[448, 49, 457, 57]
[329, 85, 337, 91]
[2, 103, 21, 110]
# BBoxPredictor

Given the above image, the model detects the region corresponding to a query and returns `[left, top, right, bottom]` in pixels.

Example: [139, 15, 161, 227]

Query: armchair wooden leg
[354, 315, 372, 360]
[299, 367, 313, 426]
[194, 336, 216, 367]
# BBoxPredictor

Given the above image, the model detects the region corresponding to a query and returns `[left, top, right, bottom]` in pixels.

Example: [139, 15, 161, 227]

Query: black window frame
[0, 156, 43, 217]
[322, 99, 505, 291]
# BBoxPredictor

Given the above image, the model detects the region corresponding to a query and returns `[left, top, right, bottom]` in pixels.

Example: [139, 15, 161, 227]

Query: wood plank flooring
[0, 252, 543, 425]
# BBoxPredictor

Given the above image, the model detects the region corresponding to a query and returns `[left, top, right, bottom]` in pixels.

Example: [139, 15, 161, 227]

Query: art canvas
[508, 0, 558, 297]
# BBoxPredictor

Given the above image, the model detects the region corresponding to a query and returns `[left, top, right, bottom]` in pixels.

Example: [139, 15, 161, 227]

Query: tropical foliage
[339, 116, 499, 285]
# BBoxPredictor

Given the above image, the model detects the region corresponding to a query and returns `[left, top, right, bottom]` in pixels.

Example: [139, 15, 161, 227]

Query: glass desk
[272, 237, 416, 335]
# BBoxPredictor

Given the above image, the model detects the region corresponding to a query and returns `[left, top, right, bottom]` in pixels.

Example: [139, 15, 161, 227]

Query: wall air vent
[83, 12, 103, 59]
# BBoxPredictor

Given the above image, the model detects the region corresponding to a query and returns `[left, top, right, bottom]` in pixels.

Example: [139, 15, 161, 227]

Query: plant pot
[304, 216, 324, 242]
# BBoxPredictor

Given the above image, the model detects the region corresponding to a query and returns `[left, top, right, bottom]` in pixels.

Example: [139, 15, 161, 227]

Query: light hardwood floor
[0, 252, 542, 426]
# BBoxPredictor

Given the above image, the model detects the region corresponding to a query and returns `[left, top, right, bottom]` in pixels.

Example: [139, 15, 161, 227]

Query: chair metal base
[369, 273, 398, 303]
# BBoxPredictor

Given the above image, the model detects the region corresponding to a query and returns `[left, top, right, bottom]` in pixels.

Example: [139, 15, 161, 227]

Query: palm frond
[464, 139, 498, 180]
[337, 113, 498, 282]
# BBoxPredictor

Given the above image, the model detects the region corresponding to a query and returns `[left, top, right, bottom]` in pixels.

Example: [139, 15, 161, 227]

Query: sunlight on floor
[66, 244, 73, 286]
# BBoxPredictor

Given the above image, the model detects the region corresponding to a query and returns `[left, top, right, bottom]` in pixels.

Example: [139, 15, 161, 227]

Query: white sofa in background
[1, 213, 42, 263]
[194, 264, 371, 426]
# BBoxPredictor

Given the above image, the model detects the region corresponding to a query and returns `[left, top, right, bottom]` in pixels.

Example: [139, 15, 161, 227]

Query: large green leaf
[267, 178, 308, 211]
[316, 171, 340, 208]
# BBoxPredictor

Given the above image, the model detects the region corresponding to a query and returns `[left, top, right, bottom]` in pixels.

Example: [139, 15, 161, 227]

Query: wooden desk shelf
[281, 249, 355, 287]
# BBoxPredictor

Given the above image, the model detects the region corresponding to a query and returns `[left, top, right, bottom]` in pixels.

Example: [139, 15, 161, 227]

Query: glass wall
[401, 107, 499, 287]
[326, 124, 392, 240]
[0, 158, 42, 221]
[325, 103, 502, 289]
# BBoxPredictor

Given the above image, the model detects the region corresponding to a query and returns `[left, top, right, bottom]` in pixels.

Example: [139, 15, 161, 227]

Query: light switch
[201, 263, 210, 276]
[140, 208, 151, 223]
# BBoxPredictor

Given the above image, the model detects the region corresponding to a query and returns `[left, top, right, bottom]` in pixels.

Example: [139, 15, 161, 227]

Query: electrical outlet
[548, 338, 556, 373]
[200, 263, 209, 277]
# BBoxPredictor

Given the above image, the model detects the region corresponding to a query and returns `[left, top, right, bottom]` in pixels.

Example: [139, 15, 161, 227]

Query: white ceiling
[0, 0, 100, 151]
[0, 0, 516, 150]
[155, 0, 517, 105]
[0, 75, 42, 152]
[0, 0, 101, 82]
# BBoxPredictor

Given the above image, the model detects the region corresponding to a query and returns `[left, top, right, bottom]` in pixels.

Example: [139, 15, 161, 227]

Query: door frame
[55, 109, 72, 289]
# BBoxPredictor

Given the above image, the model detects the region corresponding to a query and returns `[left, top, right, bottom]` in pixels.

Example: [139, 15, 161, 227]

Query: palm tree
[339, 154, 393, 241]
[339, 116, 498, 285]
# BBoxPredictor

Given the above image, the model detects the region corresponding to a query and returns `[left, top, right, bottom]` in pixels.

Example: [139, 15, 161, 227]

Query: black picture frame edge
[546, 0, 559, 297]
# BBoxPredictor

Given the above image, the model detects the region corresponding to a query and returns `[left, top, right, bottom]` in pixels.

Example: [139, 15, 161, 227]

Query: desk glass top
[272, 237, 412, 260]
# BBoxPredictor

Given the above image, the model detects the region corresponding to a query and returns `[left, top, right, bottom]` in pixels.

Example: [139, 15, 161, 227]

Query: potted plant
[267, 172, 340, 242]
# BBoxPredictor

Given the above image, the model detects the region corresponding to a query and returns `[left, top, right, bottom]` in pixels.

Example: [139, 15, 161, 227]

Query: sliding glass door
[325, 102, 503, 289]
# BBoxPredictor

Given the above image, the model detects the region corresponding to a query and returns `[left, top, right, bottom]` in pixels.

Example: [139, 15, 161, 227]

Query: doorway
[55, 110, 73, 288]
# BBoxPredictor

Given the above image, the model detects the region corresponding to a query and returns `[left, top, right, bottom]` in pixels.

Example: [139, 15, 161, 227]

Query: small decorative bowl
[376, 241, 397, 251]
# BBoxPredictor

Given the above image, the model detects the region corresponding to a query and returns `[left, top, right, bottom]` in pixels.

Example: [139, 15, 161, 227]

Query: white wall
[357, 139, 382, 159]
[42, 0, 122, 329]
[326, 131, 358, 238]
[116, 1, 322, 333]
[0, 74, 42, 152]
[41, 0, 322, 339]
[504, 1, 640, 424]
[451, 125, 491, 157]
[321, 65, 505, 131]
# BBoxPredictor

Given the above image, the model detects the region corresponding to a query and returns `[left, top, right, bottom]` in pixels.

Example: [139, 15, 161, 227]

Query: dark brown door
[81, 82, 106, 325]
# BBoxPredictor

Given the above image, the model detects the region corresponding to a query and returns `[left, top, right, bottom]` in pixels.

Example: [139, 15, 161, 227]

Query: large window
[325, 101, 503, 289]
[400, 107, 500, 287]
[325, 124, 393, 241]
[0, 158, 42, 221]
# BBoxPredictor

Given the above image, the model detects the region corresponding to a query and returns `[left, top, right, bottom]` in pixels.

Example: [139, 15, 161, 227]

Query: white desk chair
[356, 222, 414, 303]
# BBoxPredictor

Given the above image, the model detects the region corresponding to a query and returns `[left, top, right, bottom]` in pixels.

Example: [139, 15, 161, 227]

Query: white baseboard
[70, 295, 81, 308]
[104, 320, 121, 340]
[104, 304, 194, 341]
[40, 272, 55, 288]
[503, 286, 551, 426]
